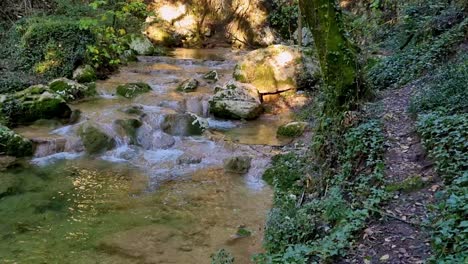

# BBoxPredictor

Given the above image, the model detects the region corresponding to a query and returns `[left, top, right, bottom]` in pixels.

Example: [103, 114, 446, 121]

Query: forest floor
[343, 83, 442, 263]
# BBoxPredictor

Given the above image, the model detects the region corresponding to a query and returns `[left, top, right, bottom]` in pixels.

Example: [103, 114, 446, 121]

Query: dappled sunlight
[158, 4, 186, 22]
[275, 51, 294, 67]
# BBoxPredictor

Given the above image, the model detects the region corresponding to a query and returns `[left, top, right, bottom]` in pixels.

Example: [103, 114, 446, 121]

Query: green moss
[0, 125, 33, 157]
[385, 175, 426, 193]
[73, 65, 97, 83]
[277, 122, 308, 137]
[250, 64, 276, 92]
[79, 124, 116, 154]
[176, 79, 199, 92]
[116, 82, 151, 99]
[49, 78, 96, 102]
[114, 119, 142, 145]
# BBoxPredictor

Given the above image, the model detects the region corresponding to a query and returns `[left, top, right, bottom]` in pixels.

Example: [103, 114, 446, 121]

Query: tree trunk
[299, 0, 366, 113]
[297, 7, 302, 47]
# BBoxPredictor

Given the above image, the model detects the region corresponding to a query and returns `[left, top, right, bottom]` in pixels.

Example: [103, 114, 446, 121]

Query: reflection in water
[0, 160, 272, 263]
[2, 48, 293, 263]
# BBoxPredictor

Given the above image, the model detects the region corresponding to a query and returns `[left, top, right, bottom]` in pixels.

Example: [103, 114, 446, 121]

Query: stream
[0, 49, 293, 263]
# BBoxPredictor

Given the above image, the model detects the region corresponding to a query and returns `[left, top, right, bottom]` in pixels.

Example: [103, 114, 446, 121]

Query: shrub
[20, 16, 94, 79]
[268, 0, 299, 40]
[417, 113, 468, 183]
[410, 56, 468, 115]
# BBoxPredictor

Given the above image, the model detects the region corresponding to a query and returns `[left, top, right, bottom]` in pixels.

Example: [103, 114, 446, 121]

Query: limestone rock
[161, 113, 206, 136]
[0, 125, 33, 157]
[0, 85, 71, 126]
[78, 123, 116, 154]
[177, 78, 199, 92]
[234, 45, 320, 94]
[114, 119, 142, 145]
[129, 35, 155, 55]
[277, 121, 308, 137]
[116, 82, 152, 99]
[223, 156, 252, 174]
[49, 78, 96, 102]
[203, 70, 219, 82]
[209, 81, 263, 120]
[72, 65, 97, 83]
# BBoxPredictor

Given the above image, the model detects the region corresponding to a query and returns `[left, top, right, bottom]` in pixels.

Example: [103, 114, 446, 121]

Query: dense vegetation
[0, 0, 150, 93]
[258, 0, 467, 263]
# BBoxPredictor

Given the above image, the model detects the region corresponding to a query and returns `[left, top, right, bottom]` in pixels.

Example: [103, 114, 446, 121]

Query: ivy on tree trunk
[299, 0, 366, 113]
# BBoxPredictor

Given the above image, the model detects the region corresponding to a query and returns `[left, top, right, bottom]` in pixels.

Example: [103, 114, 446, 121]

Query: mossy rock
[129, 35, 155, 56]
[203, 70, 219, 82]
[114, 119, 142, 145]
[49, 78, 97, 102]
[161, 113, 206, 136]
[386, 175, 427, 193]
[209, 81, 263, 120]
[72, 65, 97, 83]
[1, 85, 71, 126]
[0, 125, 33, 157]
[223, 156, 252, 174]
[177, 78, 199, 92]
[233, 45, 320, 94]
[277, 122, 308, 138]
[121, 105, 145, 116]
[78, 124, 116, 154]
[116, 83, 152, 99]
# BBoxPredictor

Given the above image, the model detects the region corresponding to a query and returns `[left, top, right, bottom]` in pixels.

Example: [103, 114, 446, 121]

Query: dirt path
[344, 84, 440, 263]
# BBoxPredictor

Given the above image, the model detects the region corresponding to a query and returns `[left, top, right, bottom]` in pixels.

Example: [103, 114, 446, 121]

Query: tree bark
[299, 0, 366, 113]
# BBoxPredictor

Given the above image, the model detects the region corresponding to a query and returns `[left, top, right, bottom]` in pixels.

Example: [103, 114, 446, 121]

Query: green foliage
[416, 110, 467, 262]
[20, 16, 94, 79]
[259, 120, 387, 263]
[417, 113, 467, 183]
[79, 0, 149, 73]
[210, 249, 234, 264]
[429, 173, 468, 263]
[410, 56, 468, 115]
[268, 0, 299, 40]
[367, 5, 467, 90]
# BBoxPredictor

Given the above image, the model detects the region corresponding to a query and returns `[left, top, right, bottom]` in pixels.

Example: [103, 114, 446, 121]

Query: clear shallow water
[2, 48, 292, 263]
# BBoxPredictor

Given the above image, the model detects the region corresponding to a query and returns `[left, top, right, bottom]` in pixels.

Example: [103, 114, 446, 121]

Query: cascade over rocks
[78, 123, 116, 154]
[0, 85, 71, 126]
[49, 78, 97, 102]
[233, 45, 320, 96]
[161, 113, 206, 136]
[114, 119, 143, 145]
[209, 81, 263, 120]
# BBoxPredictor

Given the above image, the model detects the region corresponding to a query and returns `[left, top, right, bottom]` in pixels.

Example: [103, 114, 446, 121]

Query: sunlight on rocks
[158, 4, 186, 22]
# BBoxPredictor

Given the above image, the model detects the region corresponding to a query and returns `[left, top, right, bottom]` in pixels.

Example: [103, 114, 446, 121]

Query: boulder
[72, 65, 97, 83]
[0, 85, 71, 126]
[0, 156, 17, 171]
[176, 153, 203, 165]
[114, 119, 142, 145]
[293, 27, 314, 47]
[78, 123, 116, 154]
[161, 113, 206, 136]
[129, 35, 155, 55]
[209, 81, 263, 120]
[203, 70, 219, 83]
[116, 82, 152, 99]
[49, 78, 96, 102]
[223, 156, 252, 174]
[0, 125, 33, 157]
[277, 121, 308, 137]
[145, 25, 178, 47]
[233, 45, 320, 94]
[177, 78, 199, 92]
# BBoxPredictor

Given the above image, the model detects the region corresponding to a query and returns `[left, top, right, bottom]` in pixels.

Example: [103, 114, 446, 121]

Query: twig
[367, 207, 429, 228]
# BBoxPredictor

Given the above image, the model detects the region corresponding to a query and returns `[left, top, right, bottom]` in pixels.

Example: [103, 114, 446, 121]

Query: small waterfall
[33, 137, 67, 158]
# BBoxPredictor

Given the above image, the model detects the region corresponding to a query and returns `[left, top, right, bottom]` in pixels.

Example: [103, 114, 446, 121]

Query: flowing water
[1, 49, 293, 263]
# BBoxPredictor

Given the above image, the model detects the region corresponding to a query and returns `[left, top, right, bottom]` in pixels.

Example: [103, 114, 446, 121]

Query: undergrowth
[257, 120, 387, 263]
[417, 113, 468, 262]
